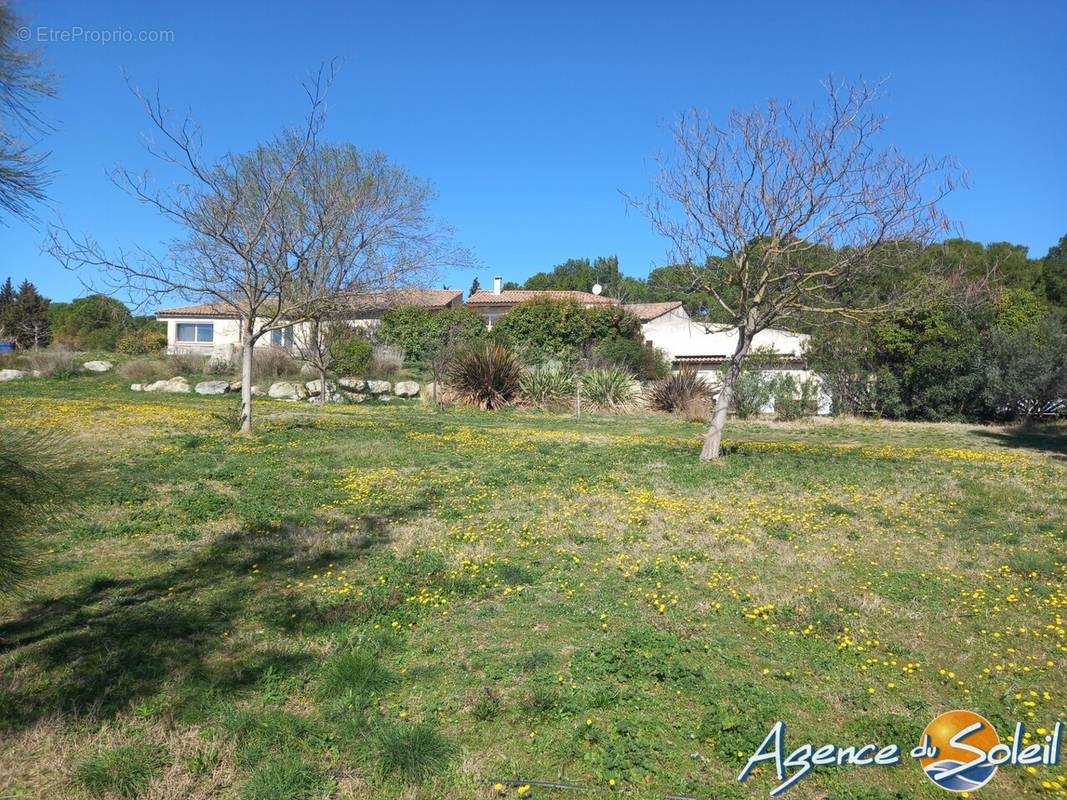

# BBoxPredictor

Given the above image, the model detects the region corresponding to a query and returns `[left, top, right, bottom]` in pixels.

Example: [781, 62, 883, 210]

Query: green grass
[0, 371, 1065, 799]
[72, 741, 169, 799]
[376, 723, 455, 781]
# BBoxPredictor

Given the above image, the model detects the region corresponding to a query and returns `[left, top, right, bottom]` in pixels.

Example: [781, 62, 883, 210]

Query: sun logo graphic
[918, 710, 1000, 793]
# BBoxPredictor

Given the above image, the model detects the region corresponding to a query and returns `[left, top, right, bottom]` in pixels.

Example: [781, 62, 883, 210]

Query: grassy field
[0, 373, 1064, 800]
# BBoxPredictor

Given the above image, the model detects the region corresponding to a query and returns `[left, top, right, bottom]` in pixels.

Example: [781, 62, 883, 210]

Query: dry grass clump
[118, 358, 172, 383]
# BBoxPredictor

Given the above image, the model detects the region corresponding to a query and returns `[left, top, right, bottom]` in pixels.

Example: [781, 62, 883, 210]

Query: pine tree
[469, 276, 480, 297]
[0, 277, 14, 341]
[11, 280, 50, 350]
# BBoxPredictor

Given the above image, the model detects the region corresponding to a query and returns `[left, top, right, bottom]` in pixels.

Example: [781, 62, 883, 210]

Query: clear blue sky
[5, 0, 1066, 306]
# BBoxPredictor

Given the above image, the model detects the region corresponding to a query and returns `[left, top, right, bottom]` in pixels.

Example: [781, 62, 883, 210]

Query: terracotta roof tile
[622, 301, 683, 322]
[155, 289, 462, 318]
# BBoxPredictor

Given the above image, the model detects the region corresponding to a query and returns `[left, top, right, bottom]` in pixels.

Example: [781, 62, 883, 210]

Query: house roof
[155, 289, 462, 319]
[466, 289, 616, 306]
[622, 301, 683, 322]
[155, 301, 243, 319]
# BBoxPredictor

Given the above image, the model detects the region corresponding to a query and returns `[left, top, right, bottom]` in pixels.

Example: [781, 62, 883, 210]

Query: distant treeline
[0, 280, 164, 353]
[509, 236, 1067, 421]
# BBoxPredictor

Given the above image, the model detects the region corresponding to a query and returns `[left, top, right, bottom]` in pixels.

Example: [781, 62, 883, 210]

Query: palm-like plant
[581, 366, 638, 409]
[648, 368, 712, 413]
[447, 341, 523, 409]
[520, 362, 577, 409]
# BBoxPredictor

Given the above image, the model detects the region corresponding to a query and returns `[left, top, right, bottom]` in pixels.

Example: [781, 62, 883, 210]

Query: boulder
[30, 370, 44, 377]
[0, 369, 25, 381]
[347, 393, 367, 403]
[365, 379, 392, 395]
[144, 376, 191, 393]
[82, 360, 113, 373]
[393, 380, 420, 398]
[268, 381, 308, 401]
[130, 383, 143, 392]
[228, 380, 243, 392]
[338, 377, 365, 392]
[195, 380, 231, 395]
[305, 378, 338, 397]
[251, 385, 265, 397]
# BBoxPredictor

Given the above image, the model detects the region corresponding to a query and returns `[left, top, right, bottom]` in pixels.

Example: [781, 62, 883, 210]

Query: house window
[176, 322, 214, 343]
[270, 326, 293, 348]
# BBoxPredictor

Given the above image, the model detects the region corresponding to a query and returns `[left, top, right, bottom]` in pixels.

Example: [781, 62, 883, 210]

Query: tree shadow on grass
[0, 499, 431, 734]
[972, 423, 1067, 462]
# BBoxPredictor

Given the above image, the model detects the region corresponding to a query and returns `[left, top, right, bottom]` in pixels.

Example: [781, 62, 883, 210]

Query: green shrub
[377, 305, 485, 364]
[581, 366, 637, 409]
[520, 362, 576, 408]
[116, 327, 167, 355]
[447, 341, 523, 409]
[648, 368, 711, 413]
[730, 370, 772, 418]
[771, 374, 820, 421]
[595, 337, 670, 380]
[72, 742, 169, 799]
[377, 723, 454, 782]
[330, 334, 373, 376]
[585, 304, 642, 342]
[490, 298, 590, 363]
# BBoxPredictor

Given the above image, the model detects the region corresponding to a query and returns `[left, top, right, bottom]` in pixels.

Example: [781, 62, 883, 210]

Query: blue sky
[5, 0, 1066, 306]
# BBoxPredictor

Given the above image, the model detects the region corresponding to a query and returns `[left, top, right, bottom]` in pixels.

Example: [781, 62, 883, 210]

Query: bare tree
[633, 79, 959, 460]
[49, 68, 461, 430]
[280, 140, 464, 403]
[49, 71, 332, 431]
[0, 0, 54, 220]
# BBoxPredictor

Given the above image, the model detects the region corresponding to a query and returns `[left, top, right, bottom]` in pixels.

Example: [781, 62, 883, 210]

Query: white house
[156, 289, 463, 355]
[623, 300, 831, 413]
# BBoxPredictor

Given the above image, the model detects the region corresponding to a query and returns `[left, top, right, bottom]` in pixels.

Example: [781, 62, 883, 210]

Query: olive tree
[634, 79, 959, 460]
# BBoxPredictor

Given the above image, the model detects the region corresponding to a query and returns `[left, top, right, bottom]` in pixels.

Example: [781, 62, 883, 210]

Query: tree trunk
[700, 327, 752, 461]
[239, 328, 255, 434]
[318, 364, 328, 405]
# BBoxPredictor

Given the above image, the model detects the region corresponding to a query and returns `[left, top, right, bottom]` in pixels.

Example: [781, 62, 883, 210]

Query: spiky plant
[447, 341, 523, 410]
[648, 368, 712, 413]
[519, 362, 577, 409]
[581, 365, 638, 409]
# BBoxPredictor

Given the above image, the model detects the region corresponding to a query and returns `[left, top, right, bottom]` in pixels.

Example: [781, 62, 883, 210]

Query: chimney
[493, 276, 502, 294]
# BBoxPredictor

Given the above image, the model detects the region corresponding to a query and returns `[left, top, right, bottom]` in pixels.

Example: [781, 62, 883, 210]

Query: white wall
[641, 307, 830, 414]
[640, 307, 809, 360]
[165, 316, 380, 355]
